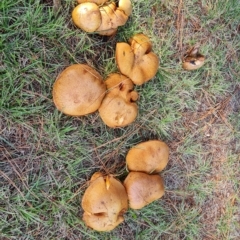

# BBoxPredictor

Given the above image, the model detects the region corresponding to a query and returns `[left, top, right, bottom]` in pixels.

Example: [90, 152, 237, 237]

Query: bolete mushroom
[52, 64, 106, 116]
[126, 140, 169, 174]
[81, 172, 128, 231]
[72, 0, 132, 36]
[182, 45, 205, 70]
[124, 172, 165, 209]
[116, 33, 159, 85]
[98, 73, 138, 128]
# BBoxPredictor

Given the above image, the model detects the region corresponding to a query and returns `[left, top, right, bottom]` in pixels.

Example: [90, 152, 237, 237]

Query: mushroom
[126, 140, 169, 174]
[118, 0, 132, 16]
[123, 172, 165, 209]
[96, 2, 128, 36]
[182, 45, 205, 70]
[98, 73, 138, 128]
[72, 3, 102, 32]
[115, 33, 159, 85]
[81, 172, 128, 231]
[72, 0, 132, 36]
[52, 64, 106, 116]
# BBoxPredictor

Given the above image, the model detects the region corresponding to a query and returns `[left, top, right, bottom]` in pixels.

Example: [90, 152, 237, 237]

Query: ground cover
[0, 0, 239, 239]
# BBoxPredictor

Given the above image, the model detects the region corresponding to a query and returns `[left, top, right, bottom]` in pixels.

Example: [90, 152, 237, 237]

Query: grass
[0, 0, 239, 239]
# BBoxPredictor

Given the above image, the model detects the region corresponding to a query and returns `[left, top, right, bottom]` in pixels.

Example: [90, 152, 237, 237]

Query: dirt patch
[184, 89, 239, 239]
[40, 0, 54, 6]
[0, 116, 47, 189]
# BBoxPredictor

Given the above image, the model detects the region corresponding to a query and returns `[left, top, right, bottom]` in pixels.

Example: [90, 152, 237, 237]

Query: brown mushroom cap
[52, 64, 106, 116]
[182, 46, 205, 70]
[82, 172, 128, 231]
[72, 3, 101, 32]
[98, 73, 138, 128]
[116, 33, 159, 85]
[124, 172, 165, 209]
[126, 140, 169, 174]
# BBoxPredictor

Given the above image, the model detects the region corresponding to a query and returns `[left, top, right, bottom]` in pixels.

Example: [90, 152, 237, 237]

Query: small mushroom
[98, 73, 138, 128]
[82, 172, 128, 231]
[123, 172, 165, 209]
[182, 45, 205, 70]
[116, 33, 159, 85]
[52, 64, 106, 116]
[72, 0, 132, 36]
[126, 140, 169, 174]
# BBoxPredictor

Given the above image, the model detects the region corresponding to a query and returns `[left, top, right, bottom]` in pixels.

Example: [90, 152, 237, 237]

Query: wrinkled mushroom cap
[116, 33, 159, 85]
[124, 172, 165, 209]
[129, 33, 152, 57]
[96, 2, 129, 36]
[126, 140, 169, 173]
[182, 46, 205, 70]
[98, 73, 138, 128]
[82, 172, 128, 231]
[83, 212, 124, 232]
[52, 64, 106, 116]
[72, 0, 132, 36]
[72, 3, 102, 32]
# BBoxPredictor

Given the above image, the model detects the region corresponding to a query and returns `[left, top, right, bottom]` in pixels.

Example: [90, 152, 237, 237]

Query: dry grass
[1, 0, 240, 239]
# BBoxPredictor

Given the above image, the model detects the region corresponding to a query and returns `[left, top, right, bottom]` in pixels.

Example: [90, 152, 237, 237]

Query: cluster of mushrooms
[52, 0, 205, 127]
[52, 0, 160, 128]
[52, 33, 159, 127]
[72, 0, 132, 36]
[81, 140, 169, 231]
[51, 0, 205, 232]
